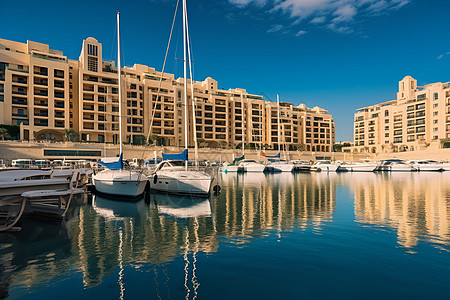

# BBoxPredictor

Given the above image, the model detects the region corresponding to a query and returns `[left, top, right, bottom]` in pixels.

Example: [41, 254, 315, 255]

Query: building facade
[349, 76, 450, 153]
[0, 37, 335, 151]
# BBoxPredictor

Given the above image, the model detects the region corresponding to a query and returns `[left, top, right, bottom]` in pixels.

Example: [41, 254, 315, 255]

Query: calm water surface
[1, 172, 450, 299]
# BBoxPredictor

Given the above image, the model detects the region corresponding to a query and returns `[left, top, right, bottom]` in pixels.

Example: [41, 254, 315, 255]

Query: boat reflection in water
[344, 172, 450, 251]
[151, 192, 212, 219]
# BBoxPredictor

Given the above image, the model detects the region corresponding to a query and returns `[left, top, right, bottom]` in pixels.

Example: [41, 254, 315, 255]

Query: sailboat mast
[277, 94, 281, 153]
[117, 12, 123, 155]
[182, 0, 188, 153]
[184, 2, 199, 167]
[240, 91, 245, 156]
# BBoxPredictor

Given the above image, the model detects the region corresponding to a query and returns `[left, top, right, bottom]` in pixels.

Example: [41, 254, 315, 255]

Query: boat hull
[265, 163, 294, 172]
[243, 164, 266, 172]
[93, 170, 148, 198]
[338, 164, 377, 172]
[149, 171, 212, 196]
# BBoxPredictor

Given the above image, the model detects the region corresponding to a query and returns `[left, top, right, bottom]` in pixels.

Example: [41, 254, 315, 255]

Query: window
[434, 135, 438, 140]
[385, 119, 389, 123]
[87, 44, 98, 56]
[433, 127, 438, 132]
[87, 56, 98, 72]
[385, 133, 389, 137]
[433, 103, 438, 108]
[434, 93, 438, 100]
[433, 119, 438, 124]
[384, 110, 389, 116]
[433, 111, 438, 116]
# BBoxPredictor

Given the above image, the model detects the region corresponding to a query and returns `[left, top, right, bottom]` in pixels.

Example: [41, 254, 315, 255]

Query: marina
[0, 171, 450, 299]
[1, 0, 450, 298]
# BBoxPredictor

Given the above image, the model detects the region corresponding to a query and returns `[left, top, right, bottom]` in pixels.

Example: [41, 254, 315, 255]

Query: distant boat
[337, 160, 377, 172]
[375, 159, 417, 172]
[92, 13, 148, 199]
[310, 160, 341, 172]
[406, 160, 444, 172]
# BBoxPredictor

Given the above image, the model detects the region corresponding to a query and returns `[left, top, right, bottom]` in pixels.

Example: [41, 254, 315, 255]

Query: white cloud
[227, 0, 411, 34]
[310, 16, 326, 24]
[267, 24, 284, 33]
[437, 51, 450, 60]
[296, 30, 307, 36]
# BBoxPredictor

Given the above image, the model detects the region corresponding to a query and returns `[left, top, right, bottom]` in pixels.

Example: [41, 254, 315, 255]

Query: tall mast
[240, 91, 245, 157]
[117, 12, 123, 155]
[277, 94, 281, 153]
[184, 1, 198, 167]
[182, 0, 188, 153]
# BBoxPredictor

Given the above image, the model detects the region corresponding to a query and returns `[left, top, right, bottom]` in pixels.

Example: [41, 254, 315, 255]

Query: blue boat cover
[232, 155, 244, 165]
[98, 153, 123, 170]
[265, 152, 280, 159]
[162, 149, 188, 161]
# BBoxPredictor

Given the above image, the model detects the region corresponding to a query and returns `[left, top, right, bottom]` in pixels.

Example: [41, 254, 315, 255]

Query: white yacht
[219, 162, 243, 173]
[337, 160, 378, 172]
[92, 13, 148, 199]
[239, 159, 266, 172]
[407, 160, 444, 172]
[265, 160, 295, 172]
[375, 159, 417, 172]
[149, 160, 213, 196]
[310, 160, 341, 172]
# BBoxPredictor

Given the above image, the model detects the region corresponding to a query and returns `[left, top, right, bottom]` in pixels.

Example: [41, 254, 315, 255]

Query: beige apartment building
[0, 37, 335, 152]
[349, 76, 450, 153]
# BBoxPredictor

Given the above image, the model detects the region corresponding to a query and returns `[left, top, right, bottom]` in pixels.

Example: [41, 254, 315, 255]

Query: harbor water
[1, 172, 450, 299]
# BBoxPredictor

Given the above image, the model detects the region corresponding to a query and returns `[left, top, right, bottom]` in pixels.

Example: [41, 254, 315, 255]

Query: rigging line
[138, 0, 180, 166]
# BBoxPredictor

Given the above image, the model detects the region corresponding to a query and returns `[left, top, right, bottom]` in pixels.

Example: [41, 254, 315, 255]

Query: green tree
[0, 128, 11, 140]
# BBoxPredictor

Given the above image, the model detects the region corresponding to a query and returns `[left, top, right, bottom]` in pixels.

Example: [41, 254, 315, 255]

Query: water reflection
[4, 173, 450, 298]
[346, 172, 450, 250]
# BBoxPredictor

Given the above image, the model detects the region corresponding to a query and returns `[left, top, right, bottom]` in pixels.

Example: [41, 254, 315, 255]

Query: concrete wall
[0, 141, 372, 163]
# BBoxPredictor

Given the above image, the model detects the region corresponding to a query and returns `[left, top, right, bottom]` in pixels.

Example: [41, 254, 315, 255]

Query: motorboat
[337, 160, 378, 172]
[92, 13, 148, 199]
[265, 160, 295, 172]
[309, 160, 341, 172]
[219, 162, 243, 173]
[239, 159, 266, 172]
[375, 159, 417, 172]
[291, 160, 312, 172]
[406, 160, 444, 172]
[93, 168, 148, 199]
[148, 160, 213, 196]
[0, 169, 78, 198]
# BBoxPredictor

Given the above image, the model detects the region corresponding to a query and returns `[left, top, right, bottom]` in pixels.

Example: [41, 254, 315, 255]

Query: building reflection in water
[347, 172, 450, 250]
[0, 173, 336, 298]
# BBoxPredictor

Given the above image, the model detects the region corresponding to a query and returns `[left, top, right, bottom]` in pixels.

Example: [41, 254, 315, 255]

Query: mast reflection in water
[1, 172, 450, 299]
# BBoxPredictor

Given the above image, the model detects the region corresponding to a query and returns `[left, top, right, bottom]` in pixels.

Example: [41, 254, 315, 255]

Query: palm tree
[64, 128, 78, 141]
[0, 128, 11, 141]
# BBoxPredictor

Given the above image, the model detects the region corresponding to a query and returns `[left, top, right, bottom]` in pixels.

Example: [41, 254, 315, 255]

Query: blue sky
[1, 0, 450, 141]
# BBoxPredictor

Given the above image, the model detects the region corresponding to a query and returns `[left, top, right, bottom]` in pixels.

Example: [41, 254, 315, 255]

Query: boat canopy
[232, 155, 245, 165]
[265, 152, 280, 159]
[162, 149, 188, 161]
[98, 153, 123, 170]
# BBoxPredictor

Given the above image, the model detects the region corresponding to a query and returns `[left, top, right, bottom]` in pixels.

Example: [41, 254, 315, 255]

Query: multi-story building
[349, 76, 450, 153]
[0, 37, 335, 151]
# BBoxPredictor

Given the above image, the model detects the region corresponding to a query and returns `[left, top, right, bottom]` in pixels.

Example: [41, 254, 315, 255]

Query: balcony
[34, 112, 48, 117]
[83, 116, 94, 120]
[54, 81, 64, 88]
[12, 78, 27, 84]
[34, 101, 48, 107]
[12, 113, 28, 118]
[34, 79, 48, 86]
[7, 67, 29, 73]
[55, 112, 65, 118]
[35, 90, 48, 97]
[34, 120, 48, 127]
[54, 91, 64, 99]
[12, 90, 27, 96]
[55, 102, 65, 108]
